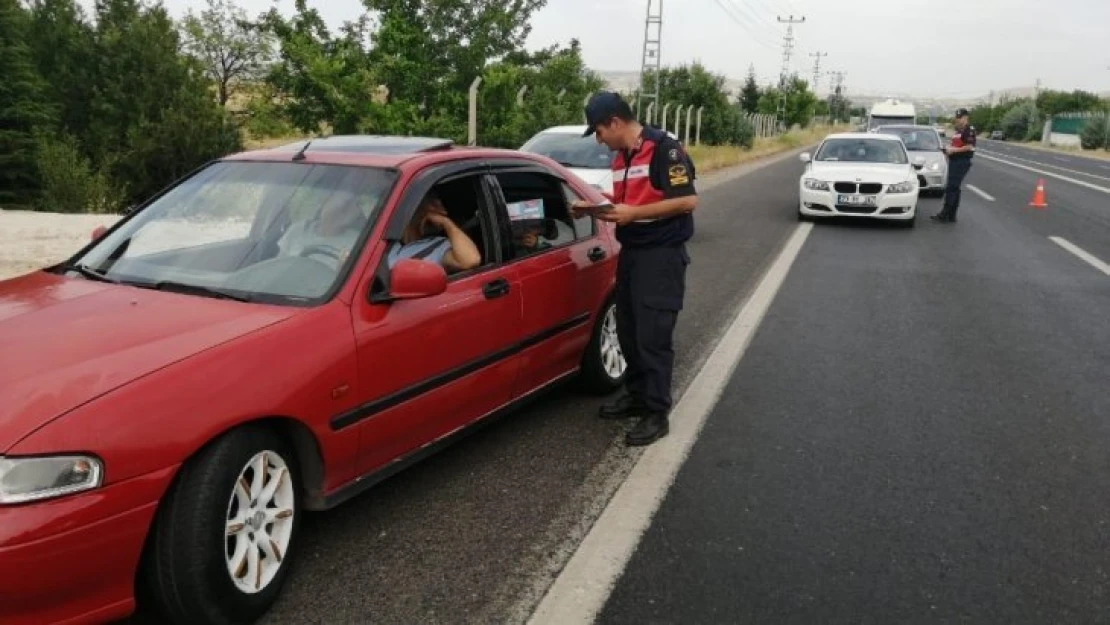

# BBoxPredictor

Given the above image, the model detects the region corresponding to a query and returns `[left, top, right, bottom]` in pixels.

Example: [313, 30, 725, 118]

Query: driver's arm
[440, 221, 481, 271]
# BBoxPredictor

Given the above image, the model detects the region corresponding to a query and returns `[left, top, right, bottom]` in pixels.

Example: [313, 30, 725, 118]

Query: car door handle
[587, 246, 606, 262]
[482, 278, 511, 299]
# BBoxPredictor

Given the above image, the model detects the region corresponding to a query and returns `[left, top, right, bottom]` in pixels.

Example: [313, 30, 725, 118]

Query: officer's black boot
[625, 412, 669, 446]
[599, 393, 646, 420]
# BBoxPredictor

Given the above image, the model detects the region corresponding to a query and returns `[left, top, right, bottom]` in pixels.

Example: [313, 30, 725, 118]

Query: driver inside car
[276, 193, 367, 269]
[387, 190, 481, 273]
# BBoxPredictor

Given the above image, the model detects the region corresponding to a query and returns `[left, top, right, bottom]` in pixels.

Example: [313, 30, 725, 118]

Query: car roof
[222, 135, 555, 170]
[535, 125, 590, 135]
[823, 132, 904, 142]
[876, 124, 937, 131]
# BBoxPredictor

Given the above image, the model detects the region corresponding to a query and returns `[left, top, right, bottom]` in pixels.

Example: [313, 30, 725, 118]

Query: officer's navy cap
[583, 92, 631, 137]
[954, 107, 970, 118]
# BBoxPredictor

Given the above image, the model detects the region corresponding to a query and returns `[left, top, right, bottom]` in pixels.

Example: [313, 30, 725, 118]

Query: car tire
[579, 294, 626, 394]
[145, 426, 300, 625]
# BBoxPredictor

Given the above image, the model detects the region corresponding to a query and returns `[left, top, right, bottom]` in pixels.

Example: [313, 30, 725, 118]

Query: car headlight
[803, 178, 829, 191]
[888, 181, 915, 194]
[928, 162, 941, 171]
[0, 455, 103, 504]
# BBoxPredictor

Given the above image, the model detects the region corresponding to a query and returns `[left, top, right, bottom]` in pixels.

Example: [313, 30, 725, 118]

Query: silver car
[875, 125, 948, 196]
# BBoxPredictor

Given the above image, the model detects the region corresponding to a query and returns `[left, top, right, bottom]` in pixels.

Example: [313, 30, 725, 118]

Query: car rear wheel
[145, 426, 300, 625]
[579, 295, 626, 394]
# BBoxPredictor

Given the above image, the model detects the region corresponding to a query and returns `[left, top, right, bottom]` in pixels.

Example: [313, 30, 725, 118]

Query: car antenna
[291, 138, 313, 162]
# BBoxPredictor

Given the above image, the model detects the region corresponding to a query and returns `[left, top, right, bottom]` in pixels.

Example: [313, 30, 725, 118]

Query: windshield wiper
[141, 280, 253, 302]
[62, 263, 120, 284]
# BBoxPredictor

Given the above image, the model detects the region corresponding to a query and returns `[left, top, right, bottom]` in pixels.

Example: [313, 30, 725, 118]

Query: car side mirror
[798, 152, 811, 163]
[388, 258, 447, 300]
[91, 225, 108, 241]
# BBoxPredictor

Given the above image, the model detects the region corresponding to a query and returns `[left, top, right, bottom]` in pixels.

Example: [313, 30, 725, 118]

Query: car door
[485, 163, 615, 397]
[341, 164, 523, 476]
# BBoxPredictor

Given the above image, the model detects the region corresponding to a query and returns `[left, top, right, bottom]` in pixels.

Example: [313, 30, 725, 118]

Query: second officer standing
[573, 92, 698, 446]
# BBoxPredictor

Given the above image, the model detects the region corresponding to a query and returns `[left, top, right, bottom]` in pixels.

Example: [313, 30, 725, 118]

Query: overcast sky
[146, 0, 1110, 99]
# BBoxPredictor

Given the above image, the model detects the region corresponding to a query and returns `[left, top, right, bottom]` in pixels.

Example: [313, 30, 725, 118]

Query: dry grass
[687, 125, 853, 173]
[1007, 141, 1110, 162]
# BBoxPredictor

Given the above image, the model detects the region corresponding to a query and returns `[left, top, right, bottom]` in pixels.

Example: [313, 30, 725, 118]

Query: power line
[711, 0, 780, 51]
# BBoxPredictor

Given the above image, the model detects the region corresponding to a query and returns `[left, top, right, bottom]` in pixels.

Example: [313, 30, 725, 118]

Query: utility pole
[776, 15, 805, 128]
[828, 70, 847, 122]
[637, 0, 663, 125]
[810, 51, 827, 93]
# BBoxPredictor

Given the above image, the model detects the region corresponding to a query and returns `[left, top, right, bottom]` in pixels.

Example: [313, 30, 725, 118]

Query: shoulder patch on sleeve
[668, 163, 689, 186]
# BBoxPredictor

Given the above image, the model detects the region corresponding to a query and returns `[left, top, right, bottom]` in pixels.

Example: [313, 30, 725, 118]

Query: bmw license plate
[838, 194, 877, 206]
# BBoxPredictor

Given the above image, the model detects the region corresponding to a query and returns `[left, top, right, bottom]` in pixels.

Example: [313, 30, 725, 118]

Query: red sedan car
[0, 136, 625, 625]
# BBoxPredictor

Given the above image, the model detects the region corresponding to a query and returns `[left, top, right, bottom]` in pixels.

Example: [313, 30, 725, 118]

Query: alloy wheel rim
[225, 451, 295, 594]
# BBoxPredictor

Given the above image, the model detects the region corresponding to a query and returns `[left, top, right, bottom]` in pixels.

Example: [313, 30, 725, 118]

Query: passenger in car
[388, 190, 481, 273]
[513, 224, 553, 256]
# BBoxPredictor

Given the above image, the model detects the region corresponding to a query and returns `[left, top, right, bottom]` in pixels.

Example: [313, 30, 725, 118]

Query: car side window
[562, 183, 596, 240]
[491, 170, 584, 261]
[387, 173, 498, 280]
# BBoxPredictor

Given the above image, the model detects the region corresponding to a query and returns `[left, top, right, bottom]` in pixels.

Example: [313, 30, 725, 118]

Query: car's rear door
[340, 163, 523, 476]
[485, 162, 615, 397]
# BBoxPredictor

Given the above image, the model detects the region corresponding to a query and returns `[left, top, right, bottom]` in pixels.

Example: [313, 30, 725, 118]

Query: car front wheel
[579, 295, 627, 394]
[145, 426, 300, 625]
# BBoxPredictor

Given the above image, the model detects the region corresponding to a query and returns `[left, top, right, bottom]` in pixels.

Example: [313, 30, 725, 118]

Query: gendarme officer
[573, 92, 698, 446]
[933, 107, 976, 223]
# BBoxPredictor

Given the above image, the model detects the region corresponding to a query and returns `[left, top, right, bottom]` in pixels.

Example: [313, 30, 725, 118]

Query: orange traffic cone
[1029, 178, 1048, 208]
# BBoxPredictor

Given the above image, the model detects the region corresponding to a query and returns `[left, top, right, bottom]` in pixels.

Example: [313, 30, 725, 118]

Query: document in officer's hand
[578, 201, 614, 216]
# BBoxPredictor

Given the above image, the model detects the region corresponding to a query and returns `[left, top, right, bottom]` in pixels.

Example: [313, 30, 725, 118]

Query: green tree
[365, 0, 547, 124]
[998, 100, 1037, 142]
[1079, 114, 1108, 150]
[86, 0, 241, 203]
[637, 63, 741, 145]
[260, 0, 380, 134]
[0, 0, 54, 206]
[739, 64, 760, 114]
[756, 75, 818, 128]
[182, 0, 274, 107]
[25, 0, 95, 141]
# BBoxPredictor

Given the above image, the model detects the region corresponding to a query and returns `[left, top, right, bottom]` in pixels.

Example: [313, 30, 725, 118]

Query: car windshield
[868, 115, 915, 130]
[878, 127, 941, 151]
[67, 161, 396, 305]
[815, 138, 909, 164]
[520, 132, 615, 169]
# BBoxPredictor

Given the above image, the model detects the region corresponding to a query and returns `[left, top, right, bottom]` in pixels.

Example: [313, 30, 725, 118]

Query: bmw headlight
[0, 455, 103, 504]
[803, 178, 829, 191]
[888, 181, 915, 194]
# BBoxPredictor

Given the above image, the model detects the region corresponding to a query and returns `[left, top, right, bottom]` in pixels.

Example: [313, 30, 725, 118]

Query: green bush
[34, 131, 126, 214]
[1080, 115, 1108, 150]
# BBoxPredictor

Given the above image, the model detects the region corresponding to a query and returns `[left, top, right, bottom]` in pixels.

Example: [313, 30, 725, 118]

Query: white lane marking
[978, 149, 1110, 183]
[977, 153, 1110, 195]
[1049, 236, 1110, 276]
[966, 184, 995, 201]
[526, 223, 814, 625]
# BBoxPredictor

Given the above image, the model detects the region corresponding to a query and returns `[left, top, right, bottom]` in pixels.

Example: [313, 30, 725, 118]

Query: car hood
[908, 150, 947, 166]
[0, 272, 294, 451]
[808, 162, 914, 183]
[566, 167, 613, 192]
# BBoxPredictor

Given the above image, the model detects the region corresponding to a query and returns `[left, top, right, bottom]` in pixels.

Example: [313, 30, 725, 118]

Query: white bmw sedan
[798, 132, 925, 227]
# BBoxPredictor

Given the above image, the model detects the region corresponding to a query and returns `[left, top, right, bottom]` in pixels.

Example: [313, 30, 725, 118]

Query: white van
[867, 99, 916, 131]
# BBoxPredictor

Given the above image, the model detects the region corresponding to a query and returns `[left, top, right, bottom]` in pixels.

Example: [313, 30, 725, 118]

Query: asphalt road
[120, 149, 811, 625]
[599, 153, 1110, 623]
[980, 138, 1110, 182]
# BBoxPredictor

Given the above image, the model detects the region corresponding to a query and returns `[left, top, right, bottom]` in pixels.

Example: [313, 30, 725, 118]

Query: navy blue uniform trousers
[615, 244, 690, 414]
